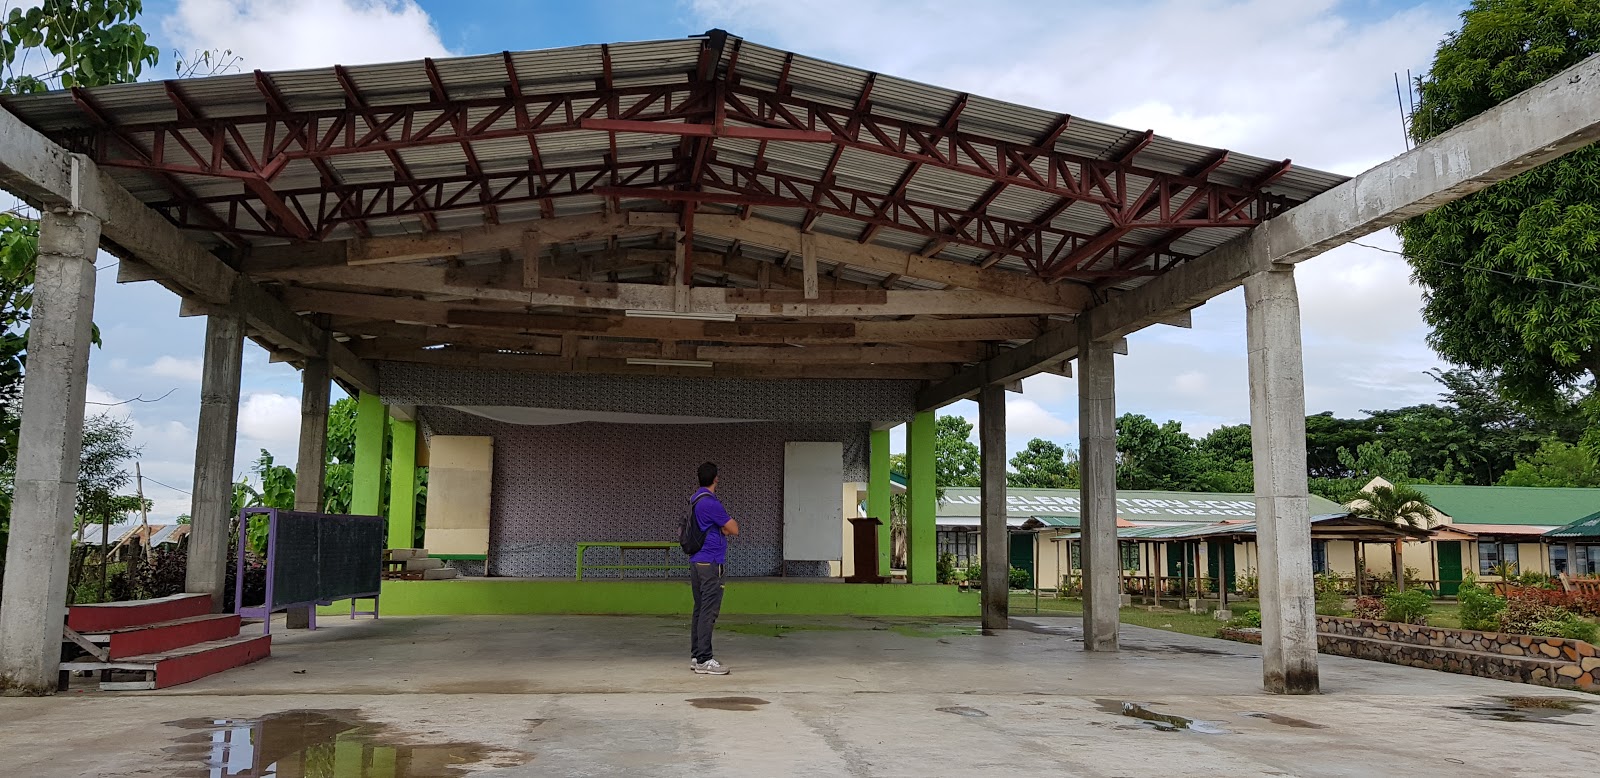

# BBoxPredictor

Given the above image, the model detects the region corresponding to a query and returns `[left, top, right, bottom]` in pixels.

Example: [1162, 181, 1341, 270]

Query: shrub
[1314, 572, 1350, 598]
[963, 563, 983, 589]
[1228, 609, 1262, 629]
[1315, 591, 1348, 617]
[1382, 588, 1433, 626]
[936, 553, 957, 585]
[1516, 571, 1556, 590]
[1236, 568, 1260, 599]
[1457, 574, 1507, 631]
[1058, 576, 1082, 598]
[1496, 589, 1597, 641]
[1352, 596, 1384, 621]
[1008, 566, 1031, 590]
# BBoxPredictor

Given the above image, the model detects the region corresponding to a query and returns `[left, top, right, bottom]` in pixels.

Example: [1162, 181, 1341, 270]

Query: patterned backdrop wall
[422, 407, 868, 578]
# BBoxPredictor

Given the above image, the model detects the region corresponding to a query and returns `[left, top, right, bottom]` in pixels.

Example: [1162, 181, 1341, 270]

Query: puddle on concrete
[1240, 712, 1327, 729]
[687, 696, 770, 711]
[936, 706, 989, 718]
[1095, 700, 1230, 735]
[1446, 696, 1593, 726]
[163, 709, 527, 777]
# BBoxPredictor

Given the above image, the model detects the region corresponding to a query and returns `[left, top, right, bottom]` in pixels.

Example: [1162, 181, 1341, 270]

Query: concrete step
[67, 593, 212, 633]
[388, 548, 430, 561]
[421, 567, 459, 580]
[405, 557, 445, 571]
[62, 633, 271, 690]
[81, 613, 242, 659]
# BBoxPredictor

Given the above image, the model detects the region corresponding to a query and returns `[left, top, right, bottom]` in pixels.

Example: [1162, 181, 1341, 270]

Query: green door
[1009, 532, 1035, 589]
[1207, 541, 1236, 594]
[1437, 541, 1464, 596]
[1165, 542, 1185, 577]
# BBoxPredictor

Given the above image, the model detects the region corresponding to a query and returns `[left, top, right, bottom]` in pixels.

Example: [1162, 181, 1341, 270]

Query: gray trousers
[690, 562, 725, 662]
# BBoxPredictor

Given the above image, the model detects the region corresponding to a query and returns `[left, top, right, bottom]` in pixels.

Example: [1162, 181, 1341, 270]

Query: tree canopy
[1349, 483, 1435, 528]
[1008, 438, 1079, 489]
[1400, 0, 1600, 405]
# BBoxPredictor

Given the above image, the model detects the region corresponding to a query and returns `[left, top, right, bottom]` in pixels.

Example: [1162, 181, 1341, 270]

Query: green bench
[575, 541, 687, 580]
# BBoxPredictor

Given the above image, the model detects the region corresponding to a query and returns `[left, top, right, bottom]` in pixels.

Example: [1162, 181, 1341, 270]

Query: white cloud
[147, 355, 204, 383]
[162, 0, 453, 72]
[237, 392, 302, 448]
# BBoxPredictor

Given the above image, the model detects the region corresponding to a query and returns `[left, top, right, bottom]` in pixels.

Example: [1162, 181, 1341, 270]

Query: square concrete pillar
[294, 355, 330, 514]
[905, 410, 936, 583]
[0, 210, 101, 696]
[867, 427, 892, 576]
[287, 354, 330, 630]
[186, 313, 244, 613]
[387, 414, 419, 549]
[978, 384, 1008, 631]
[1078, 330, 1119, 652]
[1245, 267, 1319, 694]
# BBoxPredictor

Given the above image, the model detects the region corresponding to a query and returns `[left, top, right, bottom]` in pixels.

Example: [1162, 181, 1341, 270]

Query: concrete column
[285, 355, 329, 629]
[1245, 267, 1319, 695]
[867, 427, 892, 576]
[293, 356, 330, 513]
[387, 415, 418, 549]
[1078, 330, 1119, 652]
[352, 391, 388, 518]
[185, 314, 244, 613]
[978, 384, 1008, 631]
[906, 410, 936, 584]
[0, 210, 100, 696]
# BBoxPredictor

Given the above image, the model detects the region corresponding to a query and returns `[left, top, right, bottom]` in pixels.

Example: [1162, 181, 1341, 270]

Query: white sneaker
[690, 657, 698, 670]
[694, 658, 730, 675]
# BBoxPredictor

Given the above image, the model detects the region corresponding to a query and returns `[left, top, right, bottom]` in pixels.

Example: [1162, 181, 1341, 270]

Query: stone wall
[1315, 616, 1599, 692]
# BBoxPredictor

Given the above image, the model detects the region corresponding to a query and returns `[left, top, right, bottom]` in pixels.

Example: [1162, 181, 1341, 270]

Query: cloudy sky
[54, 0, 1468, 521]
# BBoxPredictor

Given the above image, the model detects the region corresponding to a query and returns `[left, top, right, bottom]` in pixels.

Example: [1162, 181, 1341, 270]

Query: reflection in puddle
[164, 710, 526, 777]
[1446, 696, 1593, 726]
[687, 696, 770, 711]
[1095, 699, 1230, 734]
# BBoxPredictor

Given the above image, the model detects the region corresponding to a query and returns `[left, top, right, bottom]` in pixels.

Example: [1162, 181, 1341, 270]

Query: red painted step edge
[107, 615, 241, 659]
[154, 636, 271, 689]
[68, 593, 212, 632]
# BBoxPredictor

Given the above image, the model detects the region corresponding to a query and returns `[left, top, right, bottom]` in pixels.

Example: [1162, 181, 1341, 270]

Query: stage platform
[318, 577, 977, 618]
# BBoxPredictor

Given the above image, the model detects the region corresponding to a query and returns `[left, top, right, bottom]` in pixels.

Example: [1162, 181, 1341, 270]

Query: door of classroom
[1437, 541, 1464, 597]
[1207, 541, 1236, 594]
[1009, 532, 1034, 589]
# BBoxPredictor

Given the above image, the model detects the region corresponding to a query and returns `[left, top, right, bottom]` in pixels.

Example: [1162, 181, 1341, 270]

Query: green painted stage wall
[320, 580, 977, 617]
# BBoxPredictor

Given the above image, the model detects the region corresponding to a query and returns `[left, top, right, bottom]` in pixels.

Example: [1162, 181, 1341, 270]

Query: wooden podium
[845, 517, 887, 583]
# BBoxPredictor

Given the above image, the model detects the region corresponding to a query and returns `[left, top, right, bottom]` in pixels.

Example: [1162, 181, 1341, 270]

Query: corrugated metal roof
[1414, 485, 1600, 527]
[1547, 511, 1600, 539]
[0, 30, 1344, 290]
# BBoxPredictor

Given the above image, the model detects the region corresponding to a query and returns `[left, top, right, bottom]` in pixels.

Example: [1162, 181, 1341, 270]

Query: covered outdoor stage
[3, 28, 1600, 697]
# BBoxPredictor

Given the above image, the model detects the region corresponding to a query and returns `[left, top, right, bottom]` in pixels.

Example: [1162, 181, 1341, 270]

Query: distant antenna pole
[1394, 72, 1410, 150]
[137, 462, 149, 554]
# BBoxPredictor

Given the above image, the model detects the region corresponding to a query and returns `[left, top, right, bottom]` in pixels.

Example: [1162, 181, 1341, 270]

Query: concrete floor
[1, 613, 1596, 777]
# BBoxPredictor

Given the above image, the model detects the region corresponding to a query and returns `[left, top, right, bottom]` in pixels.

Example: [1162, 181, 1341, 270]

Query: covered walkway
[3, 614, 1596, 776]
[3, 28, 1600, 698]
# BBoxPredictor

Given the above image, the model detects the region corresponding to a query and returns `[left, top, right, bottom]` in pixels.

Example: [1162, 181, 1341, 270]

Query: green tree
[1400, 0, 1600, 406]
[1188, 424, 1254, 492]
[1008, 438, 1078, 489]
[1115, 413, 1196, 490]
[1, 0, 159, 93]
[933, 414, 980, 487]
[1348, 483, 1434, 528]
[1498, 440, 1600, 487]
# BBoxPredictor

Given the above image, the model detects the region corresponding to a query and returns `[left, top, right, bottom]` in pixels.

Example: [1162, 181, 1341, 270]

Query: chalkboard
[255, 509, 384, 610]
[317, 514, 384, 600]
[270, 511, 322, 609]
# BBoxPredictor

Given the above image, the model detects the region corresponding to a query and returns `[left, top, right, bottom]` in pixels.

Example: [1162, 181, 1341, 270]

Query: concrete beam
[0, 106, 376, 395]
[978, 384, 1009, 631]
[186, 314, 244, 613]
[924, 52, 1600, 404]
[0, 211, 100, 696]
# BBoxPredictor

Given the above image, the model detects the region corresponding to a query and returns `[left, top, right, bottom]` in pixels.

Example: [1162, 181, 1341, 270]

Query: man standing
[689, 462, 738, 675]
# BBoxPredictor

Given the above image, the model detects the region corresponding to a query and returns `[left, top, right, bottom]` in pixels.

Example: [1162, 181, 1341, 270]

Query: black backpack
[679, 492, 713, 555]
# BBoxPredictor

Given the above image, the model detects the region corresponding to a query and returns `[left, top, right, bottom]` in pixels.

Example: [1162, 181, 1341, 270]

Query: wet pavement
[1, 613, 1596, 776]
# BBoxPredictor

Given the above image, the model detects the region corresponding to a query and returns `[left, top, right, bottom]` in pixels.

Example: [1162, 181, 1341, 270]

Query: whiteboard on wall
[783, 441, 844, 561]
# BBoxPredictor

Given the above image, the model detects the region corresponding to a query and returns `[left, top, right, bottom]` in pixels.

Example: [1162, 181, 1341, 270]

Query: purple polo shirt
[689, 487, 732, 564]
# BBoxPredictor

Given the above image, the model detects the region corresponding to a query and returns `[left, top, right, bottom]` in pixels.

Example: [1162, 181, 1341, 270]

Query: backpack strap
[690, 491, 712, 507]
